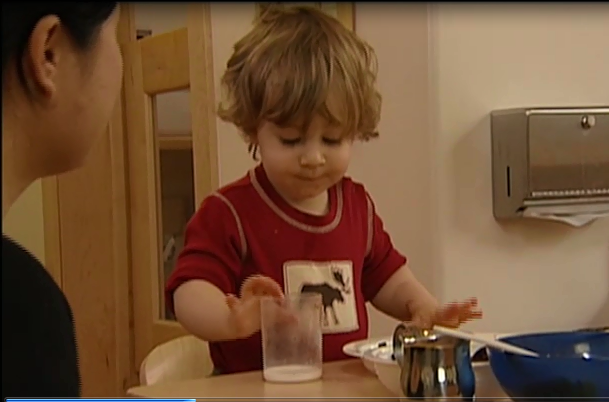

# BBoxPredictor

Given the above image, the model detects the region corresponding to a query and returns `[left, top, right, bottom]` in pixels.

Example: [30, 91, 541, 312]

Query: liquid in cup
[261, 293, 323, 383]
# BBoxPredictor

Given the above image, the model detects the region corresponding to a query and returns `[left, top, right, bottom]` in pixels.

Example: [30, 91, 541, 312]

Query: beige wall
[2, 180, 46, 263]
[350, 4, 436, 336]
[354, 3, 608, 335]
[134, 3, 609, 337]
[352, 3, 609, 335]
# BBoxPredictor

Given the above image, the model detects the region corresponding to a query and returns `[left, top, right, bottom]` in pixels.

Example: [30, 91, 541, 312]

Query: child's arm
[370, 264, 438, 322]
[165, 195, 249, 342]
[372, 266, 482, 328]
[359, 194, 433, 320]
[174, 275, 285, 342]
[173, 279, 240, 341]
[360, 193, 481, 327]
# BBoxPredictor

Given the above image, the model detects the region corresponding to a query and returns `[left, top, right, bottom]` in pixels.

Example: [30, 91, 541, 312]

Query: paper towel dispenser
[491, 106, 609, 224]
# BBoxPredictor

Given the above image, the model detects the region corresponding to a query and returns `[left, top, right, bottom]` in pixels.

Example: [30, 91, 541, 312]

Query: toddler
[166, 5, 481, 375]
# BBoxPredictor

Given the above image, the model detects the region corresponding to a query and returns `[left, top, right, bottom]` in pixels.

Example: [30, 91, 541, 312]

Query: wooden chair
[139, 335, 213, 385]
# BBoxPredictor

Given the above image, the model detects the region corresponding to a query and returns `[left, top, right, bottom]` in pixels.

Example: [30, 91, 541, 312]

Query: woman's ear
[24, 15, 64, 101]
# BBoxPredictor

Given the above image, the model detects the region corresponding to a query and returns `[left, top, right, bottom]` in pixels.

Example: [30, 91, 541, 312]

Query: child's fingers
[464, 297, 478, 307]
[436, 303, 461, 322]
[226, 294, 240, 311]
[434, 308, 461, 328]
[439, 319, 461, 328]
[466, 309, 483, 319]
[256, 279, 284, 299]
[412, 314, 432, 330]
[276, 307, 300, 326]
[456, 301, 483, 321]
[450, 304, 483, 326]
[433, 300, 483, 328]
[445, 298, 478, 310]
[241, 275, 284, 300]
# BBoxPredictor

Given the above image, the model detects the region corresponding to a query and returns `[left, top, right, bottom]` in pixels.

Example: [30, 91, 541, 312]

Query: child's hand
[225, 275, 285, 339]
[412, 297, 483, 330]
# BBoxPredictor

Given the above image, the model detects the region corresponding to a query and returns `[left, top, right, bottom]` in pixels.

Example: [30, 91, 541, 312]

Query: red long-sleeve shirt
[166, 164, 406, 374]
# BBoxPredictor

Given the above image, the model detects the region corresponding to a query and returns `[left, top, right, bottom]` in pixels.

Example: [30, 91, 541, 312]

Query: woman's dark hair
[2, 3, 117, 88]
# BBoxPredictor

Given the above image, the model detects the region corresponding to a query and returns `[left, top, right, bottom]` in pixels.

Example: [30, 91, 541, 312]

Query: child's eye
[323, 138, 343, 145]
[280, 138, 301, 146]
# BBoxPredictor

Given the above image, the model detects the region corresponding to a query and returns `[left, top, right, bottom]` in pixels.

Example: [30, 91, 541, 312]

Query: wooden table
[127, 359, 398, 400]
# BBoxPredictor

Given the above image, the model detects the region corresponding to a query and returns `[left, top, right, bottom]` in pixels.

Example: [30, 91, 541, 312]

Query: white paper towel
[522, 203, 609, 227]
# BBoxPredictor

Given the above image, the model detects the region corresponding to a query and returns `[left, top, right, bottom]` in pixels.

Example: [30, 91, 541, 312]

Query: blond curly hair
[217, 5, 381, 157]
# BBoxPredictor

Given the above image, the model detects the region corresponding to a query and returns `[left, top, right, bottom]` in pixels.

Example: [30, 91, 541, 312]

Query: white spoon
[433, 325, 540, 358]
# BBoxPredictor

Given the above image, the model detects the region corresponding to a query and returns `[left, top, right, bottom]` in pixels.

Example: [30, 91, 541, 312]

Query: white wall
[209, 4, 260, 183]
[431, 3, 609, 333]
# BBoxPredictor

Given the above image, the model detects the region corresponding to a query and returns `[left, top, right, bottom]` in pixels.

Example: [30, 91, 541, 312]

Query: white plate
[343, 337, 392, 373]
[342, 336, 392, 358]
[343, 333, 502, 375]
[343, 333, 499, 358]
[363, 344, 487, 367]
[362, 347, 401, 397]
[363, 345, 395, 365]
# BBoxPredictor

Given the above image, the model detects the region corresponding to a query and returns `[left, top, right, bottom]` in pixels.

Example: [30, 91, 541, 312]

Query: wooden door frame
[41, 4, 137, 396]
[124, 3, 219, 367]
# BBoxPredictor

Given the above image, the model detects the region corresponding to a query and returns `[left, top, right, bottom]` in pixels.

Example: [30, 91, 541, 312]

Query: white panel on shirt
[283, 260, 359, 334]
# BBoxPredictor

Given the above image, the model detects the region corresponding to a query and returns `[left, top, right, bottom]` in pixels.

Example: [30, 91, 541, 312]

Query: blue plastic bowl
[488, 331, 609, 401]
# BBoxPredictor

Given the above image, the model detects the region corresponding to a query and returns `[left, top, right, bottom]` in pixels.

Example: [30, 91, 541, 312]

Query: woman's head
[2, 3, 123, 178]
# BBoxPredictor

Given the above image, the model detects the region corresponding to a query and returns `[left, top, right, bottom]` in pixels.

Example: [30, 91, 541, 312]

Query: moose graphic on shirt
[284, 260, 358, 333]
[300, 264, 351, 326]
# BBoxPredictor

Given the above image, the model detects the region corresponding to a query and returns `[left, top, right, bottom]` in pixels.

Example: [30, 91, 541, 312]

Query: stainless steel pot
[393, 323, 476, 401]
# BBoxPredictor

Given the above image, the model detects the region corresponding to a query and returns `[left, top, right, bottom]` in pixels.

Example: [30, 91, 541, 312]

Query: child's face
[255, 115, 353, 203]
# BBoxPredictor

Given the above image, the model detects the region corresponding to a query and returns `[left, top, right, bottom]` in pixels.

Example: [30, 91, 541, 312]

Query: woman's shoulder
[2, 235, 81, 397]
[2, 234, 75, 328]
[2, 235, 70, 308]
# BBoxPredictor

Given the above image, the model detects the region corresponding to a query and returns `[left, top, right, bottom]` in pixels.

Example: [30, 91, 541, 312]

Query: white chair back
[139, 335, 213, 385]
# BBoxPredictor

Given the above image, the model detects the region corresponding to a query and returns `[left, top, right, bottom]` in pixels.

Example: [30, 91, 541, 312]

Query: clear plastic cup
[261, 293, 323, 383]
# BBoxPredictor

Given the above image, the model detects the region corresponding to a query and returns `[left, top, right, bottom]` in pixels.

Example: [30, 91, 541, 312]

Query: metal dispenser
[491, 106, 609, 226]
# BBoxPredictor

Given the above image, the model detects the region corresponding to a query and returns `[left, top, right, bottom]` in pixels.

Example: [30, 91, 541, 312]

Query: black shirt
[2, 235, 81, 398]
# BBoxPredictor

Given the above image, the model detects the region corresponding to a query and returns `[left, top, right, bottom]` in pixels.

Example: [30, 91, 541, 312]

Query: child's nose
[300, 147, 325, 167]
